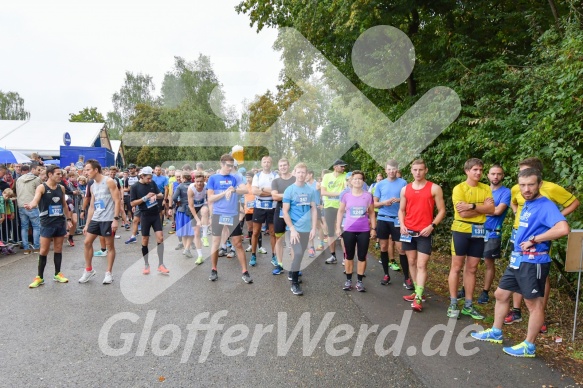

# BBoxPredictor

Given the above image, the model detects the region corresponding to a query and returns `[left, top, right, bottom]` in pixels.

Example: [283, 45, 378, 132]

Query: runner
[447, 158, 494, 319]
[130, 166, 169, 275]
[187, 172, 210, 265]
[79, 159, 121, 284]
[109, 166, 127, 239]
[271, 158, 296, 275]
[471, 168, 570, 357]
[207, 154, 252, 283]
[152, 166, 169, 224]
[306, 169, 321, 258]
[336, 170, 376, 292]
[123, 163, 139, 232]
[398, 159, 446, 311]
[373, 160, 408, 286]
[320, 160, 347, 264]
[26, 166, 73, 288]
[282, 162, 317, 295]
[172, 172, 194, 258]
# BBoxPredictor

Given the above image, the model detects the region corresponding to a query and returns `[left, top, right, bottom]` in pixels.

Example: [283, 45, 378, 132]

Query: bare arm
[562, 198, 580, 217]
[520, 220, 570, 250]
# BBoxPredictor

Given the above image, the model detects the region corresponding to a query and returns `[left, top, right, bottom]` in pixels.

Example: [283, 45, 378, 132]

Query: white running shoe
[103, 271, 113, 284]
[79, 269, 96, 283]
[245, 245, 252, 252]
[258, 247, 267, 254]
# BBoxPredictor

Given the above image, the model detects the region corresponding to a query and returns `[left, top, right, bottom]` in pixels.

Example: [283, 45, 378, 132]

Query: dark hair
[31, 161, 39, 169]
[464, 158, 484, 171]
[519, 157, 543, 173]
[220, 154, 234, 163]
[85, 159, 102, 173]
[21, 164, 30, 172]
[490, 164, 505, 174]
[518, 167, 542, 184]
[46, 165, 59, 176]
[351, 170, 365, 180]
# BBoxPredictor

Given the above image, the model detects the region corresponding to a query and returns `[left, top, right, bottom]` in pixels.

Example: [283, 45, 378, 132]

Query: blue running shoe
[471, 328, 503, 344]
[249, 254, 257, 267]
[125, 236, 137, 244]
[271, 255, 278, 267]
[272, 265, 284, 275]
[503, 341, 535, 358]
[477, 290, 490, 304]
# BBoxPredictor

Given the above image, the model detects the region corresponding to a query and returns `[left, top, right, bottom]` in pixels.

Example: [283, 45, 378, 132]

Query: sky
[0, 0, 282, 121]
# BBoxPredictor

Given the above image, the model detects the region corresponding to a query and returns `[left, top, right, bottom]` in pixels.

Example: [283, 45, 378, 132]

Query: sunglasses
[224, 163, 234, 168]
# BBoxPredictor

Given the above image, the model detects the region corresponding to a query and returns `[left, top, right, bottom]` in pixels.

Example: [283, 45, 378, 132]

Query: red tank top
[404, 181, 435, 231]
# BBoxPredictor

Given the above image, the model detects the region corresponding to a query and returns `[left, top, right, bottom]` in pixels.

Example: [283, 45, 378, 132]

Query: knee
[84, 240, 93, 249]
[494, 288, 509, 302]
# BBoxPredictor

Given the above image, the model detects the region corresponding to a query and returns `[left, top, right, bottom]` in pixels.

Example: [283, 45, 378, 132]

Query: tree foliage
[0, 90, 30, 120]
[69, 107, 105, 123]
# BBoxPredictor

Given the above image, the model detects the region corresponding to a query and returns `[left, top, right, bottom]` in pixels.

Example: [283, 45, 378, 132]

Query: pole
[572, 240, 583, 342]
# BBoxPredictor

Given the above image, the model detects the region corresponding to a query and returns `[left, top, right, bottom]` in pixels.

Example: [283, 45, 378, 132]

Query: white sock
[197, 249, 202, 257]
[202, 225, 208, 237]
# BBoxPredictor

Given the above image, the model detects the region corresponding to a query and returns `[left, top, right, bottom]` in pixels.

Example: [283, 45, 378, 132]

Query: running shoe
[103, 271, 114, 284]
[325, 256, 337, 264]
[195, 256, 204, 265]
[477, 290, 490, 304]
[323, 237, 328, 243]
[125, 236, 137, 244]
[291, 283, 303, 295]
[202, 237, 209, 247]
[380, 274, 391, 285]
[403, 278, 414, 290]
[168, 230, 175, 234]
[23, 249, 32, 255]
[94, 250, 107, 257]
[67, 237, 75, 247]
[125, 223, 130, 230]
[389, 261, 401, 271]
[540, 322, 548, 334]
[157, 265, 169, 275]
[218, 248, 227, 257]
[356, 281, 366, 292]
[258, 247, 267, 254]
[412, 298, 422, 312]
[287, 273, 303, 283]
[226, 250, 235, 258]
[504, 309, 522, 325]
[271, 255, 278, 267]
[403, 293, 426, 302]
[143, 266, 150, 275]
[343, 279, 353, 291]
[261, 225, 267, 233]
[308, 247, 315, 258]
[175, 242, 184, 250]
[249, 254, 257, 267]
[374, 242, 380, 250]
[447, 304, 460, 319]
[114, 234, 121, 239]
[184, 249, 193, 258]
[242, 271, 253, 284]
[53, 272, 68, 283]
[503, 341, 536, 358]
[316, 242, 324, 251]
[461, 305, 484, 320]
[471, 328, 503, 344]
[79, 269, 96, 283]
[245, 245, 252, 252]
[342, 258, 345, 266]
[29, 276, 44, 288]
[209, 269, 218, 281]
[457, 287, 465, 299]
[272, 265, 284, 275]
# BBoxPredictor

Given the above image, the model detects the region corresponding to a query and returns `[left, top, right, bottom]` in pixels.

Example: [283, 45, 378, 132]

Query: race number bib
[194, 199, 205, 206]
[219, 215, 234, 226]
[471, 224, 485, 239]
[392, 217, 400, 227]
[257, 200, 273, 209]
[400, 234, 412, 243]
[509, 251, 521, 269]
[48, 204, 63, 217]
[146, 197, 157, 209]
[350, 206, 366, 218]
[94, 200, 105, 211]
[246, 201, 255, 209]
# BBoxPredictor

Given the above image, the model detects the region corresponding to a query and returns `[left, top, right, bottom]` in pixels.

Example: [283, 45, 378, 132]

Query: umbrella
[0, 148, 32, 164]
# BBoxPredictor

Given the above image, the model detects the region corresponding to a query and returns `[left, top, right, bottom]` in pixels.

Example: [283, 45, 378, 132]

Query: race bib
[400, 234, 412, 243]
[246, 201, 255, 209]
[146, 197, 157, 209]
[297, 194, 308, 204]
[471, 224, 485, 238]
[219, 215, 234, 226]
[279, 208, 284, 218]
[509, 251, 521, 269]
[327, 196, 339, 200]
[509, 228, 517, 244]
[48, 204, 63, 217]
[257, 200, 273, 209]
[194, 199, 205, 206]
[94, 200, 105, 211]
[350, 206, 366, 218]
[392, 217, 400, 227]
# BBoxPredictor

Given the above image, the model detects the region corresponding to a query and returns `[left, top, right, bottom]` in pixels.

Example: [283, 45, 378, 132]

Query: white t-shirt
[252, 171, 278, 207]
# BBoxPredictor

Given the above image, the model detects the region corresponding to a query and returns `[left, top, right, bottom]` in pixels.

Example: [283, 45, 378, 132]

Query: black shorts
[124, 196, 131, 210]
[498, 262, 550, 299]
[402, 235, 433, 255]
[140, 214, 162, 236]
[451, 231, 485, 258]
[40, 222, 67, 238]
[273, 207, 286, 234]
[211, 214, 243, 237]
[190, 206, 204, 226]
[323, 207, 339, 237]
[253, 207, 275, 224]
[483, 237, 502, 259]
[157, 199, 164, 212]
[245, 213, 253, 222]
[87, 220, 113, 237]
[377, 219, 400, 241]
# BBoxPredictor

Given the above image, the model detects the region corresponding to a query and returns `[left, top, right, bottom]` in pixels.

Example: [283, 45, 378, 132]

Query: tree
[69, 107, 105, 123]
[0, 91, 30, 120]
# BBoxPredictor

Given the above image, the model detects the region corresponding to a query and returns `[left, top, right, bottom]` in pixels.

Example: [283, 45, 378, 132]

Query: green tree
[0, 91, 30, 120]
[69, 107, 105, 123]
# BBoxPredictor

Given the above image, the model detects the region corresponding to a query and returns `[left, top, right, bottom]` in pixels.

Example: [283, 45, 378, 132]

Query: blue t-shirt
[283, 183, 316, 233]
[207, 174, 242, 216]
[308, 181, 320, 205]
[512, 196, 566, 265]
[484, 186, 511, 238]
[374, 178, 407, 219]
[152, 175, 169, 193]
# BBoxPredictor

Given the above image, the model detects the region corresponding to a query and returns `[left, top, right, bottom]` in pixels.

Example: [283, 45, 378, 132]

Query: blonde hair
[3, 188, 14, 198]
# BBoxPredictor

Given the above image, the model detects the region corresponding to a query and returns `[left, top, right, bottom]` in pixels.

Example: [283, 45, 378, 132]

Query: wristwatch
[529, 235, 537, 244]
[114, 216, 121, 221]
[471, 203, 476, 210]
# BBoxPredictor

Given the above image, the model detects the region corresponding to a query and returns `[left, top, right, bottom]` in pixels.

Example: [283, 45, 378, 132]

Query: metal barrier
[74, 194, 86, 232]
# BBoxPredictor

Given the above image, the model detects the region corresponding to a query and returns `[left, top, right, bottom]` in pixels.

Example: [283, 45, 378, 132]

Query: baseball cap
[332, 159, 347, 167]
[168, 165, 176, 171]
[139, 166, 153, 176]
[128, 163, 137, 169]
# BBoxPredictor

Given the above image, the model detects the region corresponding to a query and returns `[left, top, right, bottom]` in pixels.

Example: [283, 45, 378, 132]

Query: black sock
[101, 248, 106, 252]
[38, 255, 47, 278]
[381, 251, 389, 275]
[357, 274, 363, 282]
[346, 273, 353, 280]
[157, 242, 164, 266]
[258, 232, 263, 247]
[142, 245, 149, 266]
[400, 254, 409, 279]
[512, 307, 521, 313]
[292, 271, 299, 284]
[54, 252, 62, 274]
[483, 289, 489, 294]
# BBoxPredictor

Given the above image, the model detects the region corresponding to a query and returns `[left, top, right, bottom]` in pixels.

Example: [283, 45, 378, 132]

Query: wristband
[142, 196, 149, 202]
[431, 223, 437, 228]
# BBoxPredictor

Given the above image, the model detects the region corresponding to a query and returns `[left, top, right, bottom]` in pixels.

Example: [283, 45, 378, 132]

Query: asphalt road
[0, 225, 577, 387]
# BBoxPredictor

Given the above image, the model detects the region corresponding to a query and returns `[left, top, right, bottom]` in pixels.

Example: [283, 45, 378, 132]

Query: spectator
[0, 165, 11, 192]
[0, 189, 15, 243]
[11, 164, 22, 181]
[16, 164, 42, 254]
[31, 152, 44, 167]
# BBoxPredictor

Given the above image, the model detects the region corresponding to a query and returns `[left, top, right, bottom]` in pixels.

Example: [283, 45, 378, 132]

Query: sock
[483, 289, 489, 294]
[415, 285, 424, 298]
[400, 254, 409, 279]
[54, 252, 62, 274]
[464, 299, 473, 308]
[346, 273, 353, 280]
[248, 230, 252, 239]
[157, 242, 164, 266]
[142, 245, 149, 266]
[38, 254, 47, 278]
[450, 297, 457, 306]
[380, 251, 389, 275]
[291, 271, 299, 284]
[101, 248, 106, 252]
[202, 225, 208, 237]
[86, 267, 92, 272]
[221, 243, 226, 250]
[131, 235, 136, 239]
[357, 274, 363, 282]
[197, 249, 202, 257]
[512, 307, 521, 313]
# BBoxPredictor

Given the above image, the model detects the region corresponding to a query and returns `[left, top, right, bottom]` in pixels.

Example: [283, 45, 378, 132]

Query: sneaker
[504, 310, 522, 325]
[202, 237, 209, 247]
[261, 225, 267, 233]
[103, 271, 113, 284]
[67, 237, 75, 247]
[403, 293, 427, 302]
[356, 281, 366, 292]
[272, 265, 284, 275]
[258, 247, 267, 254]
[343, 279, 353, 291]
[323, 237, 328, 243]
[403, 278, 414, 290]
[32, 249, 40, 254]
[157, 265, 169, 275]
[242, 271, 253, 284]
[53, 272, 68, 283]
[218, 248, 227, 257]
[540, 322, 548, 334]
[325, 256, 337, 264]
[503, 341, 536, 358]
[249, 254, 257, 267]
[209, 269, 218, 281]
[412, 298, 422, 312]
[271, 256, 278, 267]
[79, 269, 96, 283]
[143, 266, 150, 275]
[125, 223, 130, 230]
[389, 261, 401, 271]
[175, 243, 184, 251]
[380, 274, 391, 285]
[184, 249, 193, 258]
[291, 283, 303, 295]
[94, 250, 107, 257]
[195, 256, 204, 265]
[125, 236, 137, 244]
[245, 245, 252, 252]
[115, 234, 121, 239]
[461, 305, 484, 320]
[226, 250, 235, 258]
[316, 243, 324, 251]
[457, 287, 465, 299]
[374, 242, 380, 250]
[287, 273, 303, 283]
[471, 328, 503, 344]
[308, 247, 315, 258]
[477, 290, 490, 304]
[23, 249, 32, 255]
[447, 304, 460, 319]
[29, 276, 44, 288]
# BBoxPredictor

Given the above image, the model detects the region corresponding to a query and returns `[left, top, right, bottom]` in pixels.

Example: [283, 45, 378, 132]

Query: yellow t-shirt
[451, 181, 493, 233]
[168, 176, 177, 197]
[511, 181, 576, 229]
[321, 172, 346, 209]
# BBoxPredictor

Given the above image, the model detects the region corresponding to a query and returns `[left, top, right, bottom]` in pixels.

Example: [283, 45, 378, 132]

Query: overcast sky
[0, 0, 282, 121]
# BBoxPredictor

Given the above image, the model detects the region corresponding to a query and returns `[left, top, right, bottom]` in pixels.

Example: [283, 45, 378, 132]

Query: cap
[332, 159, 347, 167]
[139, 166, 153, 176]
[346, 172, 352, 179]
[168, 165, 176, 171]
[128, 163, 137, 169]
[238, 167, 247, 175]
